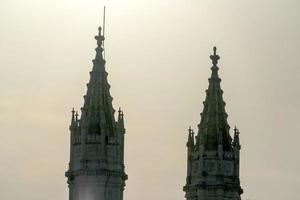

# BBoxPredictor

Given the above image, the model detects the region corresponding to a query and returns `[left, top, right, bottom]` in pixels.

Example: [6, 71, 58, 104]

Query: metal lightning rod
[103, 6, 106, 59]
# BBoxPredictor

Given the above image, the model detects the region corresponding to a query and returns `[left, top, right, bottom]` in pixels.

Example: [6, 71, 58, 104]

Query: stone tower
[183, 47, 243, 200]
[65, 25, 127, 200]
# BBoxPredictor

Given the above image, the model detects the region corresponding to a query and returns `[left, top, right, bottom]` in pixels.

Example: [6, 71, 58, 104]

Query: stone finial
[210, 46, 220, 65]
[95, 26, 105, 48]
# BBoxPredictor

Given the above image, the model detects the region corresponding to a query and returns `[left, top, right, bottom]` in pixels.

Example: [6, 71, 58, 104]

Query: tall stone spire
[183, 47, 243, 200]
[66, 24, 127, 200]
[80, 26, 116, 139]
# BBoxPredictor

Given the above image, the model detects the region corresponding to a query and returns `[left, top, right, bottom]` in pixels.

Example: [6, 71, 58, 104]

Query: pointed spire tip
[210, 46, 220, 65]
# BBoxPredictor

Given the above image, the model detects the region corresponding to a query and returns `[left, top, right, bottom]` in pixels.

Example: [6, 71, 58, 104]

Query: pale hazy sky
[0, 0, 299, 200]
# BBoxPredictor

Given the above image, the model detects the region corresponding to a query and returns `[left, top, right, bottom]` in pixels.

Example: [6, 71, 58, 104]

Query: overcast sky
[0, 0, 299, 200]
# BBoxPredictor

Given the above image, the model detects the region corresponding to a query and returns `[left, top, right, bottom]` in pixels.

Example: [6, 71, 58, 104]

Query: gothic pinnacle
[187, 127, 195, 146]
[233, 126, 241, 150]
[75, 111, 79, 122]
[118, 108, 123, 121]
[71, 108, 75, 123]
[188, 126, 192, 134]
[234, 126, 238, 134]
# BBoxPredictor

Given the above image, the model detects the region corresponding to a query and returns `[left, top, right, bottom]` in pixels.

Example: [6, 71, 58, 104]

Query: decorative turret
[71, 108, 76, 125]
[186, 127, 194, 186]
[187, 127, 195, 147]
[183, 47, 243, 200]
[75, 111, 79, 125]
[233, 126, 241, 150]
[118, 108, 125, 130]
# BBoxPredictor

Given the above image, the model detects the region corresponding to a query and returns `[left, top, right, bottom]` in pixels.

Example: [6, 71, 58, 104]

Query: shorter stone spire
[197, 47, 232, 151]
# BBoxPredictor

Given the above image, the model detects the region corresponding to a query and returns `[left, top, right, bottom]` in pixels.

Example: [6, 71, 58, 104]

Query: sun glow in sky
[0, 0, 300, 200]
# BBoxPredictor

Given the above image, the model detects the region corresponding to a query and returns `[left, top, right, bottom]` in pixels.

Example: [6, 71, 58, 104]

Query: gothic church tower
[183, 47, 243, 200]
[65, 25, 127, 200]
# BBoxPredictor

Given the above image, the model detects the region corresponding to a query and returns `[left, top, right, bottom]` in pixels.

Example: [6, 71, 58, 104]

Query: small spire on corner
[234, 126, 238, 134]
[118, 107, 124, 121]
[71, 107, 76, 125]
[188, 126, 194, 137]
[233, 126, 241, 149]
[71, 107, 75, 118]
[75, 111, 79, 122]
[187, 126, 195, 146]
[188, 126, 192, 134]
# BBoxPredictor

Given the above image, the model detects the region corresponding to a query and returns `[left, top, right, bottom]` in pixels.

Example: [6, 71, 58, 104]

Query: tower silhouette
[65, 25, 127, 200]
[183, 47, 243, 200]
